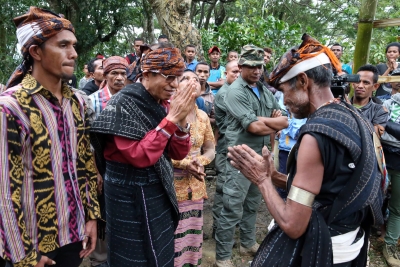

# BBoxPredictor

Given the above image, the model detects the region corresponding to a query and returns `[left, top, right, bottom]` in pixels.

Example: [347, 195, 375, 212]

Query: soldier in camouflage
[214, 45, 288, 267]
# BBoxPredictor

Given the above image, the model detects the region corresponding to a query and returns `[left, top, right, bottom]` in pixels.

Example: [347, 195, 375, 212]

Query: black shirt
[81, 80, 99, 96]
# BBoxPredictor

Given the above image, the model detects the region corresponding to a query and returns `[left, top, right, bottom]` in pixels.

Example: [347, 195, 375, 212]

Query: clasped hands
[186, 157, 206, 181]
[227, 144, 274, 186]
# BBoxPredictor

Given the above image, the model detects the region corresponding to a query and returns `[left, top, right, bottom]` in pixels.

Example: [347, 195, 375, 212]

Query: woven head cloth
[103, 56, 129, 75]
[97, 56, 129, 89]
[238, 45, 265, 66]
[6, 6, 75, 89]
[141, 47, 186, 77]
[269, 33, 342, 88]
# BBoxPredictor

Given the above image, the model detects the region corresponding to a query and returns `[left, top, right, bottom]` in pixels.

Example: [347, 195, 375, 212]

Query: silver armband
[287, 185, 315, 207]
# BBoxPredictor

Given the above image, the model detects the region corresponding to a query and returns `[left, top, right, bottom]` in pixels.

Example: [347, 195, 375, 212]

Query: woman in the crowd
[172, 70, 215, 267]
[376, 42, 400, 97]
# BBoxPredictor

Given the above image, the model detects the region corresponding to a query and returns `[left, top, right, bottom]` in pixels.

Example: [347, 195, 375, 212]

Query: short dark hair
[331, 43, 343, 50]
[385, 42, 400, 53]
[87, 58, 102, 73]
[158, 42, 174, 49]
[134, 37, 144, 43]
[289, 63, 333, 88]
[357, 64, 379, 83]
[185, 44, 196, 51]
[263, 47, 273, 54]
[195, 61, 210, 72]
[228, 51, 238, 55]
[158, 34, 168, 40]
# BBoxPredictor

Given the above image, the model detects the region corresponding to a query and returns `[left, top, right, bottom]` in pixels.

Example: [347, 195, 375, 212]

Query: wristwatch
[176, 123, 191, 133]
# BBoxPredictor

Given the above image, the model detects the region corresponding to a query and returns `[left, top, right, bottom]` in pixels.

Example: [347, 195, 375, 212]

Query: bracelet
[176, 123, 191, 133]
[287, 185, 315, 207]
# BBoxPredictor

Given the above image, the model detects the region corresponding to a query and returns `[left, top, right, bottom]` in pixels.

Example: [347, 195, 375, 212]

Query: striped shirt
[89, 85, 113, 118]
[0, 74, 100, 267]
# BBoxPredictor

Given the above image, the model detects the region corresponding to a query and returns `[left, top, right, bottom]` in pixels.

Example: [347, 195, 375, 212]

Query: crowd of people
[0, 6, 400, 267]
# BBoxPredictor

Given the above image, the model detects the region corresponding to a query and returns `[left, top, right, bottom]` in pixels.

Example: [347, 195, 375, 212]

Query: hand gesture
[34, 256, 56, 267]
[271, 109, 282, 118]
[79, 220, 97, 258]
[228, 145, 273, 186]
[186, 157, 206, 181]
[388, 59, 397, 71]
[167, 80, 197, 124]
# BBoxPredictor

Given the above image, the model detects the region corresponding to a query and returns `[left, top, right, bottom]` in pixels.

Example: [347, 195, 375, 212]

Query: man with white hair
[228, 34, 384, 267]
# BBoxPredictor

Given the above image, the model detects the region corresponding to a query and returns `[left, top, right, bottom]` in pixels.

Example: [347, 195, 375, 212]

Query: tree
[147, 0, 204, 59]
[353, 0, 378, 74]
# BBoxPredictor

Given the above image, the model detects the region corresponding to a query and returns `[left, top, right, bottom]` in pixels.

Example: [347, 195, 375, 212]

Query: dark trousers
[3, 242, 83, 267]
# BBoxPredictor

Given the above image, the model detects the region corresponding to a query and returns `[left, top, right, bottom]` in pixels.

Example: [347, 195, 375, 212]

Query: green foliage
[201, 15, 302, 66]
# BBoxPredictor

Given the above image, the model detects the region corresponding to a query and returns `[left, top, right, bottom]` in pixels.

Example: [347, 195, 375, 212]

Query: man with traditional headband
[90, 56, 128, 116]
[0, 6, 100, 267]
[228, 34, 384, 267]
[214, 45, 288, 267]
[90, 42, 196, 266]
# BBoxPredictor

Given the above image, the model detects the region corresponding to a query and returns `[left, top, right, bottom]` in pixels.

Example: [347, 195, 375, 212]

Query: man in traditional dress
[88, 56, 128, 267]
[0, 6, 100, 267]
[90, 43, 196, 267]
[89, 56, 128, 116]
[227, 34, 384, 267]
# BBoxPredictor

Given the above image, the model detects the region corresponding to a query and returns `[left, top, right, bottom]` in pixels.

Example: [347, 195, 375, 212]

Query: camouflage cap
[238, 45, 264, 66]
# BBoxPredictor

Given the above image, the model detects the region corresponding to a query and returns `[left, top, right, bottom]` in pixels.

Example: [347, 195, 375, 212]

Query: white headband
[16, 22, 42, 50]
[279, 53, 331, 84]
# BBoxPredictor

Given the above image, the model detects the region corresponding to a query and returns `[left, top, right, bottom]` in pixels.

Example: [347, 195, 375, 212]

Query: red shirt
[103, 102, 191, 168]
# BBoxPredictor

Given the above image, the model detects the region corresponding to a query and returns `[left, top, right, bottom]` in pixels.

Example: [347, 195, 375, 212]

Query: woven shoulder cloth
[90, 83, 179, 219]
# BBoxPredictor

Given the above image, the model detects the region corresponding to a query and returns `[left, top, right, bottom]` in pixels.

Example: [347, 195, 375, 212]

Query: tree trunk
[197, 1, 206, 29]
[353, 0, 378, 74]
[203, 0, 217, 30]
[148, 0, 204, 59]
[142, 0, 155, 43]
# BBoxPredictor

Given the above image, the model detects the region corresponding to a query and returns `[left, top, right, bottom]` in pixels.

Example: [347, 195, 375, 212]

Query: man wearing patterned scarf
[0, 6, 100, 267]
[227, 34, 384, 267]
[90, 43, 197, 266]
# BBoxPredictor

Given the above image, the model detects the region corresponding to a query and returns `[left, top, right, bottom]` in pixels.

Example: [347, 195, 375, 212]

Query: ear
[296, 72, 309, 91]
[373, 82, 380, 91]
[142, 72, 150, 81]
[28, 45, 42, 62]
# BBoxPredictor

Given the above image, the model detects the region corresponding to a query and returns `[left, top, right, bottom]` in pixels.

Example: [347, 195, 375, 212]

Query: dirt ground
[81, 178, 390, 267]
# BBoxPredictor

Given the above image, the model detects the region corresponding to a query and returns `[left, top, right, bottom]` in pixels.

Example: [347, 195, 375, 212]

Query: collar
[350, 97, 372, 110]
[187, 59, 198, 65]
[209, 63, 220, 70]
[21, 73, 73, 100]
[201, 83, 211, 95]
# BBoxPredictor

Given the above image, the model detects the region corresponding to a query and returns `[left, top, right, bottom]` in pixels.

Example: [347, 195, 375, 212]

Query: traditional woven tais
[251, 101, 383, 267]
[90, 82, 179, 224]
[174, 200, 204, 267]
[268, 33, 341, 87]
[0, 74, 99, 267]
[141, 47, 186, 76]
[7, 7, 75, 89]
[104, 174, 175, 267]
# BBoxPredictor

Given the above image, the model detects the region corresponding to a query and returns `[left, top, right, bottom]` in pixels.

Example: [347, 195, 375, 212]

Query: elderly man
[214, 45, 288, 267]
[0, 7, 100, 267]
[90, 56, 128, 115]
[90, 43, 196, 267]
[228, 34, 384, 267]
[88, 56, 128, 267]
